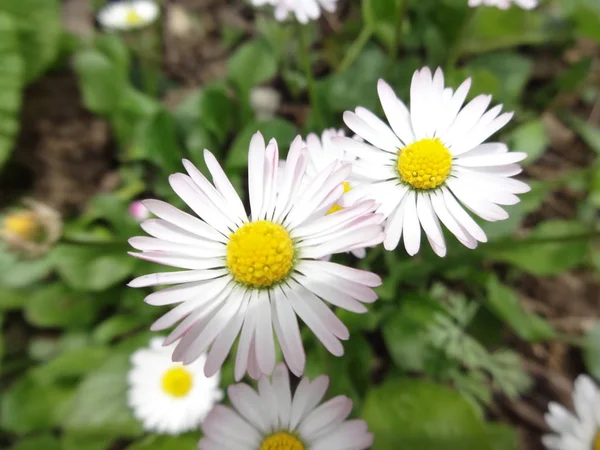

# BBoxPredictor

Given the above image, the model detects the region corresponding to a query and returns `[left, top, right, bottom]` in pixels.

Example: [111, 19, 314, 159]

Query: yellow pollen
[161, 366, 193, 398]
[125, 8, 144, 25]
[2, 212, 39, 240]
[226, 221, 294, 288]
[327, 181, 352, 215]
[397, 138, 452, 190]
[260, 432, 304, 450]
[594, 431, 600, 450]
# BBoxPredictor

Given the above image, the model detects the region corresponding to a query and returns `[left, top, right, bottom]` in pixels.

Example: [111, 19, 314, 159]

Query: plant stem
[387, 0, 408, 76]
[445, 7, 477, 72]
[336, 26, 373, 74]
[297, 22, 323, 130]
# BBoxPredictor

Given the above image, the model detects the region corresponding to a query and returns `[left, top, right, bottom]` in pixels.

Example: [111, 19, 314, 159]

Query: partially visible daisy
[128, 337, 223, 435]
[251, 0, 337, 24]
[199, 363, 373, 450]
[97, 0, 160, 31]
[128, 132, 383, 381]
[543, 374, 600, 450]
[305, 129, 366, 258]
[468, 0, 538, 9]
[129, 200, 151, 222]
[339, 67, 529, 257]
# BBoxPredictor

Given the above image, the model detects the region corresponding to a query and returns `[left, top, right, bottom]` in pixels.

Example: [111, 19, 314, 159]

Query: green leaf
[485, 276, 555, 341]
[198, 83, 235, 145]
[62, 433, 115, 450]
[487, 220, 590, 275]
[563, 114, 600, 155]
[0, 13, 23, 171]
[1, 375, 70, 434]
[0, 246, 55, 288]
[61, 353, 144, 438]
[10, 435, 61, 450]
[485, 424, 518, 450]
[0, 287, 28, 311]
[32, 346, 109, 383]
[74, 49, 126, 115]
[125, 434, 200, 450]
[25, 283, 99, 329]
[53, 244, 137, 291]
[93, 315, 147, 344]
[510, 119, 549, 166]
[0, 0, 61, 82]
[226, 119, 298, 171]
[362, 379, 491, 450]
[583, 322, 600, 379]
[228, 40, 277, 94]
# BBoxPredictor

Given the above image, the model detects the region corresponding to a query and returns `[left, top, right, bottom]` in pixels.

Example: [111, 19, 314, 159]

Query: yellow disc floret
[397, 138, 452, 190]
[327, 181, 352, 215]
[125, 8, 144, 25]
[227, 221, 294, 288]
[2, 212, 39, 241]
[260, 432, 304, 450]
[161, 366, 193, 398]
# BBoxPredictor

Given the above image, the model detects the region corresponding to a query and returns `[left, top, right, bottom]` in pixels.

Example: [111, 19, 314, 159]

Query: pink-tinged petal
[402, 190, 421, 256]
[260, 139, 280, 221]
[311, 419, 373, 450]
[271, 362, 293, 428]
[201, 405, 262, 446]
[446, 178, 509, 221]
[298, 259, 381, 287]
[128, 251, 224, 270]
[227, 383, 269, 433]
[255, 290, 276, 376]
[416, 194, 445, 249]
[430, 191, 477, 249]
[272, 288, 306, 376]
[273, 136, 307, 222]
[377, 78, 415, 146]
[128, 236, 226, 258]
[144, 275, 230, 306]
[298, 396, 353, 439]
[295, 269, 377, 305]
[140, 218, 221, 246]
[332, 136, 395, 164]
[246, 337, 261, 380]
[128, 268, 228, 288]
[234, 296, 259, 381]
[354, 106, 402, 149]
[442, 94, 492, 148]
[383, 190, 408, 251]
[343, 111, 398, 153]
[289, 375, 329, 431]
[436, 77, 472, 137]
[248, 132, 266, 221]
[441, 187, 488, 243]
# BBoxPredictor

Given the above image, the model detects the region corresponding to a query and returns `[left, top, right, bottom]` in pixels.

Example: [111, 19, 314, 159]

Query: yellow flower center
[397, 138, 452, 190]
[125, 8, 144, 25]
[327, 181, 352, 214]
[594, 431, 600, 450]
[260, 432, 304, 450]
[226, 221, 294, 288]
[161, 366, 193, 398]
[2, 212, 39, 240]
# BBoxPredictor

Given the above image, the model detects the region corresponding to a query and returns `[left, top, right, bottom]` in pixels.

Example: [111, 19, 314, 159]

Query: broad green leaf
[510, 119, 549, 166]
[198, 83, 235, 145]
[487, 220, 590, 275]
[0, 13, 23, 171]
[1, 375, 70, 434]
[62, 433, 115, 450]
[584, 322, 600, 380]
[485, 424, 518, 450]
[93, 315, 148, 344]
[10, 435, 61, 450]
[61, 353, 144, 438]
[74, 49, 126, 115]
[227, 40, 277, 94]
[563, 114, 600, 155]
[0, 246, 55, 288]
[362, 379, 491, 450]
[95, 34, 130, 80]
[485, 276, 555, 342]
[32, 346, 109, 383]
[0, 0, 61, 82]
[226, 119, 298, 171]
[53, 244, 137, 291]
[125, 434, 200, 450]
[563, 0, 600, 42]
[25, 283, 99, 329]
[0, 288, 28, 311]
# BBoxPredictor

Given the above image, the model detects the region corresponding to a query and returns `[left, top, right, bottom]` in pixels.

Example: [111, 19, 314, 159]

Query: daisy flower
[97, 0, 160, 31]
[128, 132, 383, 381]
[127, 337, 223, 435]
[251, 0, 337, 24]
[199, 363, 373, 450]
[304, 129, 366, 259]
[468, 0, 538, 9]
[543, 374, 600, 450]
[339, 67, 530, 257]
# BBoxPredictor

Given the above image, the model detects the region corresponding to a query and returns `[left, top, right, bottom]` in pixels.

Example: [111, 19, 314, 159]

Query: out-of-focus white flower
[340, 67, 530, 257]
[129, 200, 151, 222]
[128, 133, 383, 380]
[468, 0, 538, 9]
[0, 199, 62, 258]
[543, 374, 600, 450]
[128, 337, 223, 435]
[251, 0, 338, 24]
[250, 86, 281, 121]
[97, 0, 160, 31]
[199, 363, 373, 450]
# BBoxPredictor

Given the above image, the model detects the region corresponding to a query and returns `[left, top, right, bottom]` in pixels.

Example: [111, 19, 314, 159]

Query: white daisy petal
[343, 111, 398, 153]
[402, 191, 421, 256]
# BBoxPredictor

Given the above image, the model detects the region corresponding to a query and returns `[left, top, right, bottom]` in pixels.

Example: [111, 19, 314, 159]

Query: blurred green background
[1, 0, 599, 449]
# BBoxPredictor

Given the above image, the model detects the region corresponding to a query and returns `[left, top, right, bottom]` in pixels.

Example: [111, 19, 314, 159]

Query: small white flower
[97, 0, 160, 31]
[468, 0, 538, 9]
[251, 0, 338, 24]
[199, 363, 373, 450]
[250, 87, 281, 121]
[129, 200, 151, 222]
[340, 67, 530, 257]
[128, 132, 383, 381]
[543, 374, 600, 450]
[127, 337, 223, 435]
